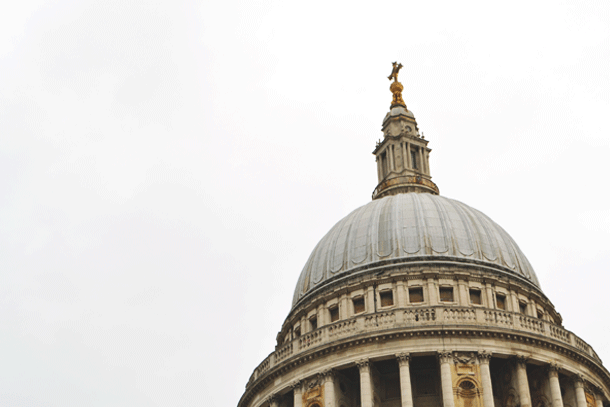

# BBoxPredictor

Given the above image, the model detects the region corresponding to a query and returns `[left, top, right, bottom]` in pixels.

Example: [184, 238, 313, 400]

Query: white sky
[0, 1, 608, 406]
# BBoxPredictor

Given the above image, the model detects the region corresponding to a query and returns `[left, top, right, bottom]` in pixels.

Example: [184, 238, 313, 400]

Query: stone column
[397, 353, 414, 407]
[357, 359, 374, 407]
[478, 351, 495, 407]
[406, 142, 412, 169]
[596, 397, 604, 407]
[515, 355, 532, 407]
[376, 157, 382, 181]
[547, 364, 563, 407]
[389, 145, 395, 172]
[292, 381, 303, 407]
[595, 388, 605, 407]
[402, 142, 408, 171]
[418, 147, 424, 173]
[322, 370, 336, 407]
[574, 375, 587, 407]
[267, 394, 279, 407]
[439, 352, 456, 407]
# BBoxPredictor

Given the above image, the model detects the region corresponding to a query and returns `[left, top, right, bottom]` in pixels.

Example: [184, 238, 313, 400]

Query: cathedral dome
[293, 193, 540, 307]
[239, 65, 609, 407]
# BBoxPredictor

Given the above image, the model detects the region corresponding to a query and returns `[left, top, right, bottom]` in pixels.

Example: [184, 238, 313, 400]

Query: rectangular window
[380, 290, 394, 307]
[329, 306, 339, 322]
[537, 309, 544, 319]
[519, 302, 527, 314]
[496, 294, 506, 310]
[469, 289, 482, 305]
[409, 287, 424, 303]
[439, 287, 454, 302]
[309, 315, 317, 331]
[353, 297, 365, 314]
[294, 326, 301, 337]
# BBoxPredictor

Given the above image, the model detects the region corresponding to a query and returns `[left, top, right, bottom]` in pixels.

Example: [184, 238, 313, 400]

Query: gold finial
[388, 62, 406, 108]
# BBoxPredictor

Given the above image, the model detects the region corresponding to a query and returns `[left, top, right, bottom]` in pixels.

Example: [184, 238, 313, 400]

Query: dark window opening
[409, 287, 424, 303]
[294, 326, 301, 337]
[470, 289, 482, 305]
[380, 290, 394, 307]
[496, 294, 506, 310]
[519, 302, 527, 314]
[309, 315, 317, 331]
[353, 297, 365, 314]
[537, 309, 544, 319]
[439, 287, 454, 302]
[411, 356, 440, 397]
[330, 306, 339, 322]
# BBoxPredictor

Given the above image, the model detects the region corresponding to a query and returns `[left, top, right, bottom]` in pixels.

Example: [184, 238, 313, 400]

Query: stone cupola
[372, 63, 439, 199]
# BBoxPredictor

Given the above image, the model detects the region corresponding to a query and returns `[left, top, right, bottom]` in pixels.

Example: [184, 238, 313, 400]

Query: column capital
[478, 351, 492, 364]
[514, 354, 529, 367]
[573, 374, 585, 388]
[547, 363, 560, 377]
[593, 385, 605, 398]
[396, 353, 411, 366]
[321, 369, 335, 382]
[291, 380, 303, 393]
[356, 359, 370, 372]
[438, 351, 453, 364]
[266, 394, 280, 406]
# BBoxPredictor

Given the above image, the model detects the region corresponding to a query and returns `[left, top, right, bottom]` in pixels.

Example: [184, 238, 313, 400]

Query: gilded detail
[388, 61, 407, 108]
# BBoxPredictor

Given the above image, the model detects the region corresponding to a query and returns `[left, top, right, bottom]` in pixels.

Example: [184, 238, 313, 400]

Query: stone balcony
[246, 305, 601, 388]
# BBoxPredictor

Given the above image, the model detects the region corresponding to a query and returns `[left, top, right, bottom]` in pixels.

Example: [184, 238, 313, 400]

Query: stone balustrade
[247, 305, 599, 387]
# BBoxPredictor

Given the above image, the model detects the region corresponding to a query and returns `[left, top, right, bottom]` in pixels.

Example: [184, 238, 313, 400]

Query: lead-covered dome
[293, 193, 540, 307]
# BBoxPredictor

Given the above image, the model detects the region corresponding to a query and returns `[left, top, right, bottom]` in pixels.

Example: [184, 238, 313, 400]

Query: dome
[293, 193, 540, 307]
[240, 67, 610, 407]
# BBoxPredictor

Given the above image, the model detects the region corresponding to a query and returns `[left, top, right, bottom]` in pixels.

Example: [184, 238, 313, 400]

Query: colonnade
[271, 353, 606, 407]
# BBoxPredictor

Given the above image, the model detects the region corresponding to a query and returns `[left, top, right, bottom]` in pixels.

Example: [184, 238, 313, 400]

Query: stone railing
[247, 306, 598, 387]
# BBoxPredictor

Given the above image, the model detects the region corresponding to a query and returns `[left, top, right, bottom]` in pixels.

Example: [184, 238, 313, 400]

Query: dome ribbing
[292, 193, 539, 307]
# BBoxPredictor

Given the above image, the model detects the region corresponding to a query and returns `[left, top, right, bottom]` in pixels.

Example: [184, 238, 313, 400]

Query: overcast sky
[0, 1, 608, 406]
